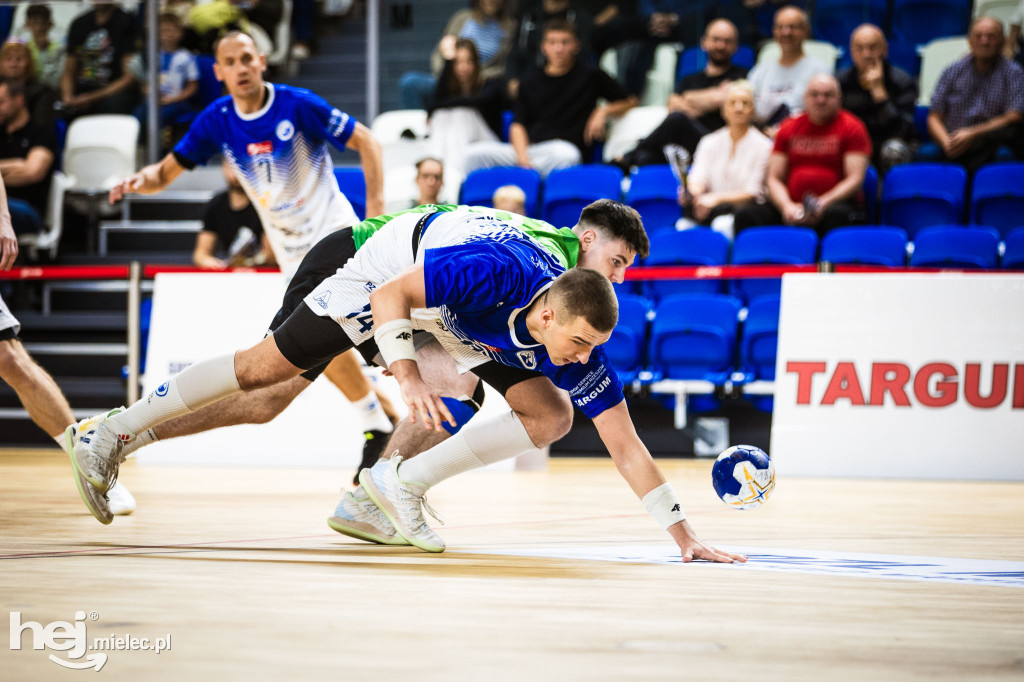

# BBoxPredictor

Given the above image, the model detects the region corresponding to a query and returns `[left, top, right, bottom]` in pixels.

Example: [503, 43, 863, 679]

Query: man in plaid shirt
[928, 17, 1024, 173]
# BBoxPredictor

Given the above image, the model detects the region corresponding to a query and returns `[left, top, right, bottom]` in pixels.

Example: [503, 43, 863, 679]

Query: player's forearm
[358, 143, 385, 218]
[593, 403, 667, 498]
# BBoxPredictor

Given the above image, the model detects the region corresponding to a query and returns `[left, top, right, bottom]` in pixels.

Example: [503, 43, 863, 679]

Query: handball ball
[711, 445, 775, 510]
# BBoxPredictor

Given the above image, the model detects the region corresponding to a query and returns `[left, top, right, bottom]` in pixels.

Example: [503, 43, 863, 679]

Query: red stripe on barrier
[0, 265, 130, 280]
[143, 265, 280, 277]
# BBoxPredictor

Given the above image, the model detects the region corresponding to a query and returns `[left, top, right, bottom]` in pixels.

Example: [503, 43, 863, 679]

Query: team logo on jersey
[276, 120, 295, 141]
[313, 291, 332, 309]
[517, 350, 537, 369]
[247, 141, 273, 156]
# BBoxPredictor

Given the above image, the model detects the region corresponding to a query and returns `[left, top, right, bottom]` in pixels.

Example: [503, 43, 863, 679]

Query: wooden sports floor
[1, 447, 1022, 681]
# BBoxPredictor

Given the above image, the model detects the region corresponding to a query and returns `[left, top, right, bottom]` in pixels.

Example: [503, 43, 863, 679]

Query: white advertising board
[139, 273, 540, 469]
[771, 274, 1024, 480]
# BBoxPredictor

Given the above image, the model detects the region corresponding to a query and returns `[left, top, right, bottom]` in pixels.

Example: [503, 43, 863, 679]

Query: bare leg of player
[321, 349, 398, 423]
[0, 338, 74, 438]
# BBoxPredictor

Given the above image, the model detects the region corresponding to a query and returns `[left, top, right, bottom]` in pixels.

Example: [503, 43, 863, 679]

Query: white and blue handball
[711, 445, 775, 510]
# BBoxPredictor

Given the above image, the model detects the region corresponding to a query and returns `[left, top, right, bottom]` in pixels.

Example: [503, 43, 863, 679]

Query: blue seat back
[643, 228, 729, 299]
[909, 225, 1000, 269]
[604, 293, 652, 379]
[676, 46, 756, 82]
[542, 164, 623, 227]
[730, 226, 818, 301]
[650, 293, 741, 380]
[459, 166, 542, 216]
[194, 54, 224, 108]
[626, 165, 681, 234]
[1002, 227, 1024, 269]
[741, 294, 782, 381]
[892, 0, 970, 45]
[881, 163, 968, 237]
[970, 163, 1024, 239]
[812, 0, 887, 47]
[821, 226, 909, 266]
[334, 167, 366, 220]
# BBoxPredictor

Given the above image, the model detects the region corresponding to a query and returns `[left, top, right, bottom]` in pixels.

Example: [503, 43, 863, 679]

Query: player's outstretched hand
[670, 520, 747, 563]
[109, 173, 145, 204]
[398, 375, 456, 432]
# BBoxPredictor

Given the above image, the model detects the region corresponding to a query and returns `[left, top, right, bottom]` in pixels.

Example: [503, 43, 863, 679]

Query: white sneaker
[63, 427, 112, 525]
[328, 484, 409, 546]
[359, 455, 446, 553]
[67, 408, 131, 493]
[106, 481, 136, 516]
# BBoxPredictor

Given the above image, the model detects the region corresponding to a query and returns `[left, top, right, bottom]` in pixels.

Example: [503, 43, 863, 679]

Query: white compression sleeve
[397, 410, 537, 487]
[116, 354, 241, 435]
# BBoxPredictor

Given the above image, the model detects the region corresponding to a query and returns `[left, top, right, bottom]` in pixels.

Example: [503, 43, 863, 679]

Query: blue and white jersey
[174, 83, 360, 279]
[303, 209, 623, 418]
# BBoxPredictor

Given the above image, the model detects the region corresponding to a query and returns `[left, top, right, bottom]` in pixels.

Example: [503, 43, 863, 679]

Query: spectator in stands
[747, 5, 830, 130]
[613, 19, 748, 167]
[1007, 1, 1024, 68]
[193, 160, 271, 270]
[289, 0, 315, 61]
[412, 157, 445, 207]
[21, 4, 65, 91]
[0, 40, 57, 132]
[465, 19, 635, 176]
[678, 81, 772, 238]
[133, 13, 199, 139]
[399, 0, 515, 110]
[587, 1, 644, 60]
[492, 183, 527, 213]
[0, 79, 56, 238]
[838, 24, 917, 173]
[617, 1, 709, 97]
[61, 1, 139, 118]
[427, 38, 506, 185]
[928, 17, 1024, 173]
[506, 0, 594, 99]
[187, 0, 258, 55]
[733, 73, 871, 236]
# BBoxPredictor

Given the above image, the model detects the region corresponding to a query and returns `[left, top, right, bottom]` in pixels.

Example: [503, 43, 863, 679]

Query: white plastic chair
[16, 171, 73, 261]
[642, 43, 682, 107]
[63, 115, 140, 250]
[602, 105, 669, 163]
[11, 1, 88, 42]
[371, 110, 429, 144]
[756, 40, 841, 70]
[973, 0, 1020, 24]
[918, 36, 969, 105]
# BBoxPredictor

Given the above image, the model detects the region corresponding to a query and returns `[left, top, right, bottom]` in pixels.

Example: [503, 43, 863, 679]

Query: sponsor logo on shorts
[246, 141, 273, 156]
[313, 291, 332, 310]
[276, 120, 294, 141]
[517, 350, 536, 369]
[155, 382, 169, 397]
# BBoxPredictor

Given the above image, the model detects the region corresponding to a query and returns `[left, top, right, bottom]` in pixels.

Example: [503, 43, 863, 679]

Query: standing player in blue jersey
[68, 209, 745, 563]
[84, 31, 396, 521]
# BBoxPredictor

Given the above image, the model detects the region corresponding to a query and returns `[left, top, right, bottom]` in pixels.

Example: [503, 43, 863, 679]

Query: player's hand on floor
[671, 520, 747, 563]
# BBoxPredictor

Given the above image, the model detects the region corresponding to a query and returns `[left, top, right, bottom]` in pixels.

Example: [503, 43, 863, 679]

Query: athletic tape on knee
[439, 396, 480, 435]
[176, 354, 242, 411]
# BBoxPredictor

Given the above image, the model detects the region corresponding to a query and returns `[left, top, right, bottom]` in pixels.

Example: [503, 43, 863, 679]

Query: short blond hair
[492, 184, 527, 212]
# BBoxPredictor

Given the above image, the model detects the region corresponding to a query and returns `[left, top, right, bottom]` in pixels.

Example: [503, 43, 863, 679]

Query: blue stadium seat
[909, 225, 1000, 268]
[1002, 227, 1024, 269]
[820, 226, 909, 266]
[730, 226, 818, 301]
[970, 163, 1024, 239]
[625, 165, 680, 234]
[541, 164, 623, 227]
[193, 54, 224, 109]
[888, 40, 922, 78]
[881, 163, 968, 237]
[334, 167, 366, 220]
[649, 294, 742, 382]
[741, 294, 782, 381]
[604, 293, 653, 382]
[863, 165, 879, 221]
[812, 0, 887, 48]
[643, 228, 729, 299]
[676, 46, 756, 82]
[459, 166, 542, 216]
[892, 0, 970, 46]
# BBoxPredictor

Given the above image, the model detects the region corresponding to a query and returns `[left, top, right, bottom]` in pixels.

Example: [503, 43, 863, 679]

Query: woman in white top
[680, 81, 773, 237]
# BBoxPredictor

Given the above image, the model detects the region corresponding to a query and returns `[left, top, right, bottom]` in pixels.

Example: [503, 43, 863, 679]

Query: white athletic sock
[397, 410, 536, 488]
[114, 354, 241, 436]
[121, 428, 157, 457]
[353, 391, 393, 433]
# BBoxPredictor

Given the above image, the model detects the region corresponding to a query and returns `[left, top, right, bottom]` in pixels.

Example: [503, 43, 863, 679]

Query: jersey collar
[234, 83, 276, 121]
[508, 282, 551, 349]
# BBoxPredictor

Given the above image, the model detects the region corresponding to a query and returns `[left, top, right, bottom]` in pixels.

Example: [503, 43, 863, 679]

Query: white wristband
[374, 318, 417, 368]
[642, 482, 686, 530]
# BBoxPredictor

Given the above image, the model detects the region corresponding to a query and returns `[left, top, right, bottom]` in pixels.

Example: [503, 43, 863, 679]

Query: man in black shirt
[0, 79, 56, 236]
[615, 18, 748, 168]
[192, 161, 269, 269]
[60, 1, 139, 118]
[507, 0, 595, 98]
[838, 24, 918, 172]
[466, 19, 635, 176]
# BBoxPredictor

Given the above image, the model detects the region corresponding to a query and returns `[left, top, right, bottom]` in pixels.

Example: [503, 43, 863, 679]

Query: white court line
[462, 545, 1024, 588]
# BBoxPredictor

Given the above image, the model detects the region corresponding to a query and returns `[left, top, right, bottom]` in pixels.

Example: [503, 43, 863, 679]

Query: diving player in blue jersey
[86, 31, 396, 518]
[67, 205, 745, 564]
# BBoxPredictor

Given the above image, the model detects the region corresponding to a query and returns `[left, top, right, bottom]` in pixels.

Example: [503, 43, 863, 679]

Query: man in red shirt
[734, 73, 872, 236]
